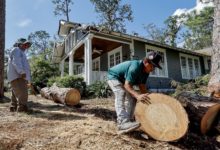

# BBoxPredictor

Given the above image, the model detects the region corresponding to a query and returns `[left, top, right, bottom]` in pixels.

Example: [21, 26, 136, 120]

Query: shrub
[86, 81, 112, 98]
[47, 75, 86, 96]
[195, 74, 210, 86]
[172, 74, 210, 97]
[30, 56, 59, 88]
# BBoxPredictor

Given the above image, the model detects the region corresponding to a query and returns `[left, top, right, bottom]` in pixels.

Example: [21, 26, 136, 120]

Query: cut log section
[201, 104, 220, 134]
[40, 86, 81, 106]
[134, 93, 189, 142]
[176, 92, 220, 134]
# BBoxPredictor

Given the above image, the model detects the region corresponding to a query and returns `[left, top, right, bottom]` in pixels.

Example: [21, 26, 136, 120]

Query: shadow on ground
[27, 109, 87, 121]
[170, 132, 220, 150]
[71, 107, 117, 122]
[28, 100, 116, 122]
[127, 130, 220, 150]
[0, 96, 11, 103]
[28, 101, 65, 111]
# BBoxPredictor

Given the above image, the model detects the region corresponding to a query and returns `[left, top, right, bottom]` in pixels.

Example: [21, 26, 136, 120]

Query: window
[145, 45, 168, 77]
[74, 63, 84, 75]
[92, 57, 100, 71]
[179, 53, 201, 79]
[207, 59, 211, 70]
[180, 57, 187, 78]
[108, 46, 122, 68]
[65, 33, 73, 53]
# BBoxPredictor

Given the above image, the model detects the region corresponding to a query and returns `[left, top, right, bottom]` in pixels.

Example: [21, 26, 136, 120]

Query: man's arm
[124, 80, 140, 99]
[139, 84, 148, 94]
[124, 81, 150, 104]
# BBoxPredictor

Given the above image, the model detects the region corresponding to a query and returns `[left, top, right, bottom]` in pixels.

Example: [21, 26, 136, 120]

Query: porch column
[69, 51, 74, 76]
[60, 59, 65, 77]
[129, 39, 134, 60]
[84, 34, 93, 85]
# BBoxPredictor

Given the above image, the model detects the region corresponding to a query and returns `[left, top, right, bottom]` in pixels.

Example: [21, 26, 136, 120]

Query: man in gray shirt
[7, 38, 32, 112]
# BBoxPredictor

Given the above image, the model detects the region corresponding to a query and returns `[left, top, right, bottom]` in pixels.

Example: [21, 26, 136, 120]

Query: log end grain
[65, 89, 81, 106]
[135, 93, 189, 142]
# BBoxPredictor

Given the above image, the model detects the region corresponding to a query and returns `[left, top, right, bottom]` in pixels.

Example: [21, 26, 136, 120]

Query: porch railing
[92, 71, 108, 83]
[77, 71, 108, 84]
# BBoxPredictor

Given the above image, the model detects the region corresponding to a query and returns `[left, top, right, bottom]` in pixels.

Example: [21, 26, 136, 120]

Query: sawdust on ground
[0, 93, 218, 150]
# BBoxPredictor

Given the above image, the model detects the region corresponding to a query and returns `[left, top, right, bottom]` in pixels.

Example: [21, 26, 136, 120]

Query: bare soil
[0, 93, 219, 150]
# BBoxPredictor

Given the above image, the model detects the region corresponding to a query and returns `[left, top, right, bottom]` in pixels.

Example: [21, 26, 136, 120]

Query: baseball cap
[146, 51, 162, 69]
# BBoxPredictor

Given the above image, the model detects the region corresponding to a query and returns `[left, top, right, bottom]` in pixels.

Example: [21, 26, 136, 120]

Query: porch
[78, 71, 108, 84]
[59, 32, 132, 85]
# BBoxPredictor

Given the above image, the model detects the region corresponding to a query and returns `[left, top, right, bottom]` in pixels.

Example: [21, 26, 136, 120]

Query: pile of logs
[135, 92, 220, 142]
[176, 92, 220, 135]
[40, 85, 220, 142]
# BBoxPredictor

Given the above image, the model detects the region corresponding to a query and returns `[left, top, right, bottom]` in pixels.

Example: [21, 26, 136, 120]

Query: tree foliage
[27, 30, 52, 59]
[182, 7, 214, 50]
[144, 7, 213, 50]
[164, 16, 182, 47]
[52, 0, 74, 21]
[145, 15, 183, 47]
[30, 56, 60, 89]
[90, 0, 133, 33]
[144, 23, 166, 44]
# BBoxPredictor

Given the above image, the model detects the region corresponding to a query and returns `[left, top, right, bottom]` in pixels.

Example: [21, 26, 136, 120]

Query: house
[52, 20, 211, 91]
[196, 47, 212, 74]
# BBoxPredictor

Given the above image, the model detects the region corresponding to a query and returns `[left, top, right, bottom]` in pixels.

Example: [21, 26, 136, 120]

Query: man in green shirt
[107, 51, 162, 134]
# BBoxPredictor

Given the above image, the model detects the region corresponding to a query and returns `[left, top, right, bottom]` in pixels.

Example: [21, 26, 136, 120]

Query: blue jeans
[107, 80, 136, 124]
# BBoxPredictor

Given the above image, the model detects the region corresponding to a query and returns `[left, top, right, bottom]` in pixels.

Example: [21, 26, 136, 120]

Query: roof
[58, 20, 81, 36]
[196, 47, 212, 56]
[89, 30, 210, 57]
[54, 20, 210, 61]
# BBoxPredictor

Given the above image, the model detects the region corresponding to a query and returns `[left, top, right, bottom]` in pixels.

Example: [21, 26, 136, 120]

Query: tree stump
[134, 93, 189, 142]
[40, 86, 81, 106]
[176, 92, 220, 134]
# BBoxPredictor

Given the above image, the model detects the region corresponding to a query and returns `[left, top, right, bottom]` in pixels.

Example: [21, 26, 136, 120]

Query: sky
[6, 0, 210, 50]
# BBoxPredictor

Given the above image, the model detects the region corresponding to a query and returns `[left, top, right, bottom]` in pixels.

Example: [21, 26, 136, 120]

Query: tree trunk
[40, 86, 81, 106]
[0, 0, 5, 98]
[134, 93, 189, 142]
[176, 92, 220, 134]
[208, 0, 220, 97]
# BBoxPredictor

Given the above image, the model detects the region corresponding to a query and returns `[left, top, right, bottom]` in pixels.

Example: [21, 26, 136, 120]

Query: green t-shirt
[108, 60, 149, 85]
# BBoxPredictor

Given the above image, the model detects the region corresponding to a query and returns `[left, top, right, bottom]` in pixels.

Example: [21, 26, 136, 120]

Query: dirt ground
[0, 93, 219, 150]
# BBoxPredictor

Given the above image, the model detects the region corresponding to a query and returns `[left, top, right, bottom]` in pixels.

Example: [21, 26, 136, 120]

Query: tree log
[176, 92, 220, 134]
[134, 93, 189, 142]
[40, 86, 81, 106]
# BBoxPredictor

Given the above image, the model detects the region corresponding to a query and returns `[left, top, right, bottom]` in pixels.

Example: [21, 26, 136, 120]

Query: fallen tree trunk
[40, 86, 81, 106]
[134, 93, 189, 142]
[176, 92, 220, 134]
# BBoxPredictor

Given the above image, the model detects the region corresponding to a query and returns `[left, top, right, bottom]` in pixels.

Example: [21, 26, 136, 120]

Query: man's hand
[27, 83, 37, 96]
[27, 83, 31, 88]
[136, 93, 151, 104]
[20, 73, 26, 79]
